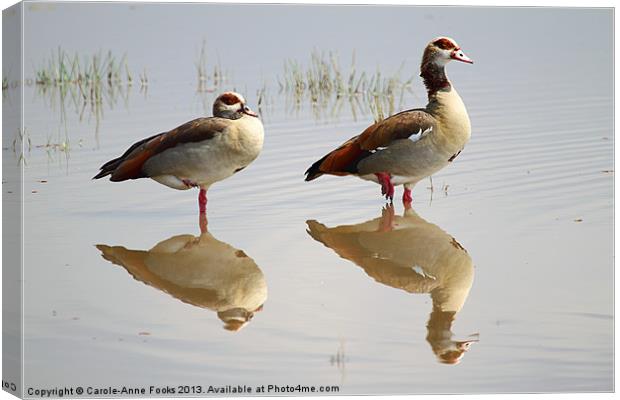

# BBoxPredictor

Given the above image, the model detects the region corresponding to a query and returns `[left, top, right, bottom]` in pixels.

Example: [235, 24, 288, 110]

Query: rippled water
[4, 4, 613, 395]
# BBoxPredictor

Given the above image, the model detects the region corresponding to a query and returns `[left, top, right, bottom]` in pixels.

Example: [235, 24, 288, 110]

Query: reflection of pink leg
[374, 172, 394, 202]
[378, 204, 395, 232]
[403, 187, 413, 206]
[199, 212, 208, 234]
[198, 188, 207, 214]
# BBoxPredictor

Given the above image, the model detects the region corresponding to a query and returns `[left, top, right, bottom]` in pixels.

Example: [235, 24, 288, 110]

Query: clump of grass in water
[256, 83, 268, 116]
[35, 48, 133, 88]
[36, 130, 77, 170]
[37, 138, 70, 153]
[278, 50, 414, 121]
[365, 62, 413, 122]
[195, 39, 225, 93]
[34, 48, 142, 140]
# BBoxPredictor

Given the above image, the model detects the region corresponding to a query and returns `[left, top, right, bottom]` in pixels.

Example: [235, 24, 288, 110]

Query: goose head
[422, 36, 473, 68]
[218, 305, 264, 332]
[213, 91, 258, 119]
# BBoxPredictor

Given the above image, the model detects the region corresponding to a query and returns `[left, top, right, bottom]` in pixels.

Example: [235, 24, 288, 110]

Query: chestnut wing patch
[108, 117, 229, 182]
[304, 109, 436, 180]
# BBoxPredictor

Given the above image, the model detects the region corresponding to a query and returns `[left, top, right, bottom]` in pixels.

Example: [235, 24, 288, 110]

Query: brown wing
[304, 109, 436, 181]
[94, 117, 229, 182]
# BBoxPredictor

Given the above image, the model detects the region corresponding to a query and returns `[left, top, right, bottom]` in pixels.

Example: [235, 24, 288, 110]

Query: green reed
[33, 48, 143, 140]
[35, 48, 135, 88]
[279, 50, 414, 122]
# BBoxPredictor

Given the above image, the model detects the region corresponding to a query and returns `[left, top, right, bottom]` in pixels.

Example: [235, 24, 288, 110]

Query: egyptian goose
[305, 37, 473, 204]
[306, 205, 477, 363]
[94, 92, 264, 213]
[97, 228, 267, 332]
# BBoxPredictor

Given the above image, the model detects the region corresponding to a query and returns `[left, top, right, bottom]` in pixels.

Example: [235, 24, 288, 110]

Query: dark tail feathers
[92, 156, 124, 180]
[304, 154, 329, 182]
[93, 132, 163, 180]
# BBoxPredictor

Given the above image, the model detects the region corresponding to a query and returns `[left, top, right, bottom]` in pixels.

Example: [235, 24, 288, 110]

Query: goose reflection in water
[96, 216, 267, 332]
[307, 205, 478, 364]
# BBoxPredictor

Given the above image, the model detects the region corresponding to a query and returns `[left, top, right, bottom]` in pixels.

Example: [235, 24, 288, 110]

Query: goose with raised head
[306, 205, 477, 364]
[305, 37, 473, 204]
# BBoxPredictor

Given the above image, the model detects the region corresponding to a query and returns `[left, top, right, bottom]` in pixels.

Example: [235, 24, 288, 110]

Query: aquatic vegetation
[34, 75, 132, 141]
[37, 132, 71, 153]
[138, 68, 148, 87]
[256, 84, 266, 114]
[32, 48, 145, 139]
[34, 48, 133, 88]
[12, 127, 32, 153]
[278, 50, 414, 122]
[33, 48, 139, 118]
[423, 176, 451, 205]
[195, 39, 225, 92]
[35, 129, 80, 170]
[2, 74, 23, 100]
[12, 128, 31, 166]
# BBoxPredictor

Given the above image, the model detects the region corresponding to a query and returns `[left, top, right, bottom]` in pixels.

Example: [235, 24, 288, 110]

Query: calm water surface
[4, 4, 613, 394]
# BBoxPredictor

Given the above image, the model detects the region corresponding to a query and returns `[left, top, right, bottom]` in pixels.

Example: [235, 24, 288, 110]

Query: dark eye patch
[433, 38, 455, 50]
[219, 93, 240, 105]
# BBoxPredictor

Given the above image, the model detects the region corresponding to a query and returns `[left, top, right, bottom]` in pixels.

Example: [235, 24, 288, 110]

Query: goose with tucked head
[94, 91, 264, 214]
[96, 227, 267, 332]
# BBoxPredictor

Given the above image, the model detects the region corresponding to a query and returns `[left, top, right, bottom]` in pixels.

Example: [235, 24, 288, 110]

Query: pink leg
[198, 188, 207, 214]
[374, 172, 395, 202]
[403, 187, 413, 205]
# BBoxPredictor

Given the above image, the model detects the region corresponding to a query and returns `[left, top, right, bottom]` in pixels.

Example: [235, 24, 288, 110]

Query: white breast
[145, 115, 264, 189]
